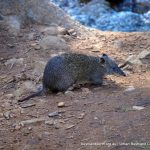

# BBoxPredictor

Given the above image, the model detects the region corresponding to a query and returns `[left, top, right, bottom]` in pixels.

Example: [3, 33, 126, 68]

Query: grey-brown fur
[18, 53, 125, 102]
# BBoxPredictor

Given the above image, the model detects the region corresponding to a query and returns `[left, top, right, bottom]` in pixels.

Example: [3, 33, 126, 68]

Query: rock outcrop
[0, 0, 82, 33]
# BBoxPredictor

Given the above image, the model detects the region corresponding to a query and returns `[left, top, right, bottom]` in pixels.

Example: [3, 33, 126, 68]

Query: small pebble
[14, 124, 21, 130]
[68, 29, 75, 34]
[5, 94, 14, 99]
[28, 127, 32, 130]
[124, 86, 135, 92]
[48, 111, 63, 117]
[91, 50, 99, 53]
[64, 91, 74, 97]
[57, 102, 65, 107]
[34, 45, 41, 50]
[71, 32, 77, 36]
[65, 124, 75, 130]
[7, 44, 15, 48]
[2, 102, 11, 109]
[94, 117, 98, 120]
[3, 111, 11, 120]
[81, 88, 91, 93]
[78, 113, 85, 119]
[0, 57, 4, 61]
[30, 43, 37, 47]
[30, 43, 41, 50]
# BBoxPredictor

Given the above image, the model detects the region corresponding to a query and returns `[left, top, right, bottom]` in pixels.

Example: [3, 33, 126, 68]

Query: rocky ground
[0, 23, 150, 150]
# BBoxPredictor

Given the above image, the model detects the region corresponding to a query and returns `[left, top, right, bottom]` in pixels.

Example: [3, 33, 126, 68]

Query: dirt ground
[0, 25, 150, 150]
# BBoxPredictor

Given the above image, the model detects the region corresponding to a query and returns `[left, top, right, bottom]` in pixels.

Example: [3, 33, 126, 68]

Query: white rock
[5, 94, 14, 99]
[30, 43, 37, 47]
[124, 86, 135, 92]
[94, 117, 98, 120]
[132, 106, 145, 110]
[28, 127, 32, 130]
[20, 118, 47, 126]
[64, 91, 74, 97]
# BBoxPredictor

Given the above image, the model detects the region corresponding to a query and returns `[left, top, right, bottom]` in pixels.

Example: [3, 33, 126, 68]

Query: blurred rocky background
[51, 0, 150, 31]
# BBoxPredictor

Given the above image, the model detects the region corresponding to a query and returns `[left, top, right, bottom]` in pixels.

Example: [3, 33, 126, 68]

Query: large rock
[126, 55, 142, 65]
[39, 36, 68, 50]
[39, 26, 68, 36]
[138, 50, 150, 64]
[125, 50, 150, 65]
[0, 0, 82, 32]
[5, 58, 24, 66]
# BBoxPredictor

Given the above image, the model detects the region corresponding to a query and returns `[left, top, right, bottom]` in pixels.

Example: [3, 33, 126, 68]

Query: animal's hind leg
[56, 76, 75, 92]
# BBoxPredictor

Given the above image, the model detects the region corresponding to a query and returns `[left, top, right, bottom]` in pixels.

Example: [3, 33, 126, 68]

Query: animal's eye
[112, 67, 116, 70]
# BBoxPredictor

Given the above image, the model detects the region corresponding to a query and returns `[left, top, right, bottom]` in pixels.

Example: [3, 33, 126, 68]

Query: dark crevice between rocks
[106, 0, 150, 14]
[79, 0, 91, 4]
[106, 0, 124, 6]
[80, 0, 150, 14]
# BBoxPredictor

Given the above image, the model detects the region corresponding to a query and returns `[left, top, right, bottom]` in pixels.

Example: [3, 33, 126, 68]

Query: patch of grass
[141, 146, 150, 150]
[114, 106, 132, 112]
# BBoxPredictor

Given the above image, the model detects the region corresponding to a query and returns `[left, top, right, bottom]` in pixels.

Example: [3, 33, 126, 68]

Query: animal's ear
[100, 57, 105, 64]
[99, 53, 108, 64]
[102, 53, 108, 57]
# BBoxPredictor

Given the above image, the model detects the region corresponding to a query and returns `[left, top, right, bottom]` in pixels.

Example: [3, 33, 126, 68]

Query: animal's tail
[18, 89, 43, 102]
